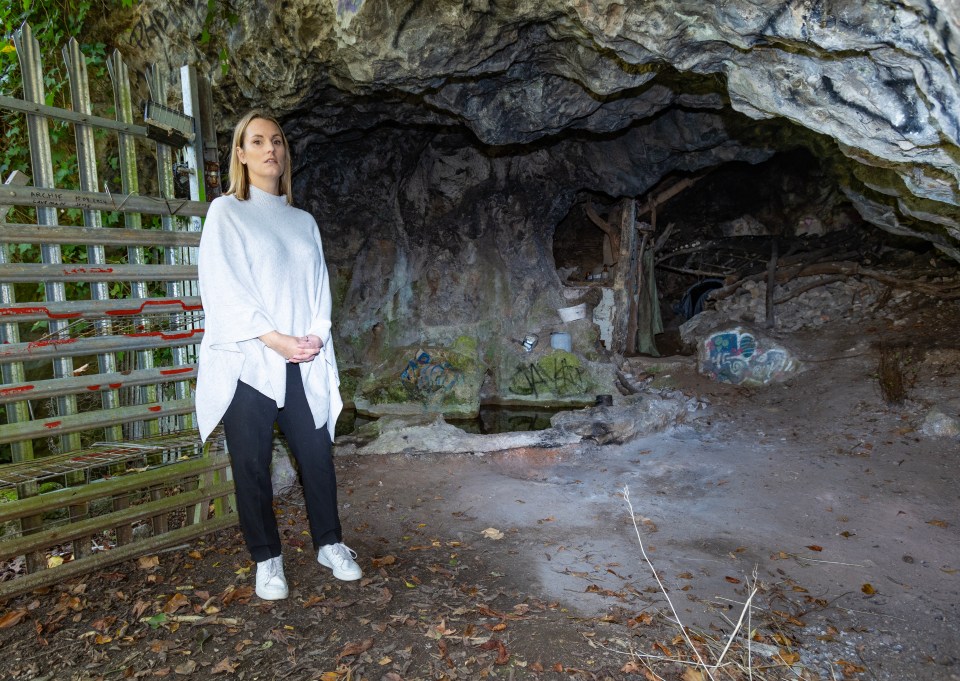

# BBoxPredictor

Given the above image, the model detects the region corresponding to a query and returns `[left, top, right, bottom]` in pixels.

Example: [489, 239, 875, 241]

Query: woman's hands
[259, 331, 323, 363]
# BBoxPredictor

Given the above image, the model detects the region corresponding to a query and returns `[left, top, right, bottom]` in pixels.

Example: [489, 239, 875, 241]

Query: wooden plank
[611, 199, 638, 354]
[0, 184, 208, 218]
[0, 365, 197, 405]
[0, 262, 197, 283]
[0, 479, 233, 561]
[0, 296, 202, 323]
[0, 328, 203, 364]
[0, 93, 152, 139]
[0, 398, 196, 444]
[0, 223, 201, 247]
[0, 448, 220, 516]
[0, 514, 237, 600]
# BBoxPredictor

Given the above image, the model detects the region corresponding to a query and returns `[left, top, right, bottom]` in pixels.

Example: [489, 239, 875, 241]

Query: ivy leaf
[143, 613, 168, 629]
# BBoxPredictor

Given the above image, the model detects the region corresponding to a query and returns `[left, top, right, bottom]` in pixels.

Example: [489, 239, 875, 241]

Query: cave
[3, 2, 960, 677]
[92, 4, 960, 417]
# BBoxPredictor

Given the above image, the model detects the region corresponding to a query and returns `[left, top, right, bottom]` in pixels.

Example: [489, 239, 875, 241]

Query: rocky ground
[0, 293, 958, 681]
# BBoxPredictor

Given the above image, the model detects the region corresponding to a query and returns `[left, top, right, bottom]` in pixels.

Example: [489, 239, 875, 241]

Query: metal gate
[0, 23, 235, 597]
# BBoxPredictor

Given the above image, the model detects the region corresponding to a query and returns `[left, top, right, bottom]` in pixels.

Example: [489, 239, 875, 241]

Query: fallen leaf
[371, 555, 396, 568]
[927, 519, 949, 528]
[221, 585, 253, 606]
[174, 659, 197, 675]
[628, 612, 653, 626]
[138, 555, 160, 570]
[47, 556, 64, 568]
[861, 583, 876, 595]
[652, 641, 673, 656]
[772, 610, 806, 627]
[188, 551, 203, 560]
[142, 613, 168, 629]
[778, 650, 800, 665]
[724, 576, 741, 584]
[481, 528, 504, 540]
[835, 659, 867, 677]
[622, 661, 642, 673]
[677, 572, 694, 580]
[495, 639, 509, 665]
[0, 610, 28, 629]
[682, 668, 705, 681]
[771, 633, 793, 647]
[211, 657, 239, 675]
[336, 638, 374, 662]
[806, 545, 823, 552]
[162, 593, 191, 614]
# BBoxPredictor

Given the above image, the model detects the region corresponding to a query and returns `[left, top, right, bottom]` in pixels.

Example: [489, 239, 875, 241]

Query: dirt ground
[0, 297, 958, 681]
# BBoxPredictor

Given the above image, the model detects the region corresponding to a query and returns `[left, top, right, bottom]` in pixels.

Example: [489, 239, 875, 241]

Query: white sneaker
[317, 542, 363, 581]
[255, 555, 289, 600]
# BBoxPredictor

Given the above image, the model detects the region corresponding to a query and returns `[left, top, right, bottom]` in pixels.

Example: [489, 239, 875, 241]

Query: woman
[196, 111, 361, 601]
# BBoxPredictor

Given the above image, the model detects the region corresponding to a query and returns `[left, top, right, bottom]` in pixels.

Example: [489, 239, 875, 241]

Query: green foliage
[199, 0, 237, 76]
[1, 1, 116, 210]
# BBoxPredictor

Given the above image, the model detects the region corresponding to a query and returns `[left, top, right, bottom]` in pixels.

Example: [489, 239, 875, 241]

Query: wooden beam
[0, 184, 208, 218]
[0, 223, 201, 247]
[585, 203, 620, 264]
[611, 199, 638, 354]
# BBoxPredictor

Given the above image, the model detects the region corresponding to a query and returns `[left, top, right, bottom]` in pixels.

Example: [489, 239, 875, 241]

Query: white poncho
[195, 186, 342, 443]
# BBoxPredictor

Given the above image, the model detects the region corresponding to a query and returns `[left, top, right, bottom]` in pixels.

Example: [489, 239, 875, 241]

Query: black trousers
[222, 362, 342, 562]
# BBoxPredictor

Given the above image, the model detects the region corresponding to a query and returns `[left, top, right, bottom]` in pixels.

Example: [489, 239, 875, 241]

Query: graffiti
[336, 0, 365, 17]
[510, 358, 585, 398]
[703, 329, 795, 385]
[126, 2, 206, 52]
[400, 351, 462, 395]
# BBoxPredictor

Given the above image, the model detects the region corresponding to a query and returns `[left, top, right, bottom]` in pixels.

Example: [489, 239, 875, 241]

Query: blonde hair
[225, 111, 294, 204]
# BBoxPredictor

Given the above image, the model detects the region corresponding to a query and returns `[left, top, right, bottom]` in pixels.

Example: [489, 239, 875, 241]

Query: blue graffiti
[337, 0, 364, 17]
[400, 351, 462, 394]
[703, 330, 793, 385]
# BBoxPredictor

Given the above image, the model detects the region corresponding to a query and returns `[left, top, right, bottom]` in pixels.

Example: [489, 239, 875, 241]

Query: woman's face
[237, 117, 286, 193]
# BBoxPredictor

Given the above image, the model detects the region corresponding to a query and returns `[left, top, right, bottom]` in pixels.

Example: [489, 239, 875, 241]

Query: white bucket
[557, 303, 587, 323]
[550, 331, 572, 352]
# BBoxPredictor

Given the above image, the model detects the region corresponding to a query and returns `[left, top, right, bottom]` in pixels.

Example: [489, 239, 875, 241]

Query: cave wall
[292, 108, 773, 368]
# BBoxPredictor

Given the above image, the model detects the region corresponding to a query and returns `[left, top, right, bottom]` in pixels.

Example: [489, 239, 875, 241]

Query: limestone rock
[550, 395, 687, 444]
[921, 406, 960, 438]
[355, 416, 580, 456]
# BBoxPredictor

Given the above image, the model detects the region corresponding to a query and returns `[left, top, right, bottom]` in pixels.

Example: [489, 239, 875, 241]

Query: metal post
[64, 38, 122, 442]
[14, 23, 81, 456]
[107, 50, 158, 439]
[0, 171, 35, 466]
[148, 67, 191, 433]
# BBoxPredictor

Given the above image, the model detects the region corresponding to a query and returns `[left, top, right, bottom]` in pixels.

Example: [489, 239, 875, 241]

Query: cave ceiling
[113, 0, 960, 263]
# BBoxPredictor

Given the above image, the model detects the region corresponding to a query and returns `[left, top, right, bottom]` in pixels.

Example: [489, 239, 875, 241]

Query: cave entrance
[553, 149, 866, 356]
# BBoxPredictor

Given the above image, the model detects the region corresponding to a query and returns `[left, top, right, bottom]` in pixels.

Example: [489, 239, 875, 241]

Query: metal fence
[0, 23, 235, 598]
